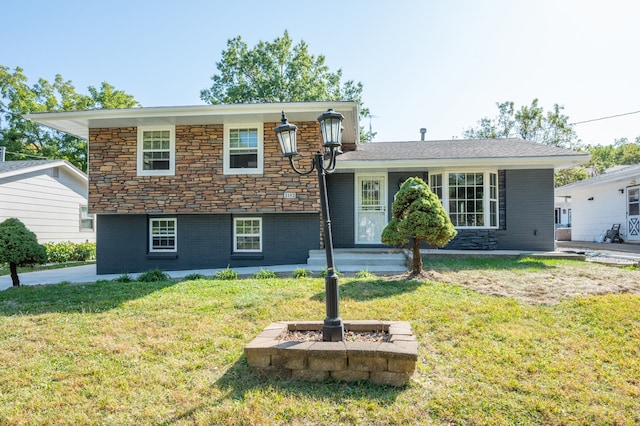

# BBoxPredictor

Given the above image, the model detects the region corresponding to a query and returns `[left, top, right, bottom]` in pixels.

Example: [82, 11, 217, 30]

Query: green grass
[1, 258, 639, 425]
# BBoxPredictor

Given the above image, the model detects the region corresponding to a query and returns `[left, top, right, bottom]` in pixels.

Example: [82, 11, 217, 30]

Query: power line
[3, 150, 48, 159]
[571, 110, 640, 125]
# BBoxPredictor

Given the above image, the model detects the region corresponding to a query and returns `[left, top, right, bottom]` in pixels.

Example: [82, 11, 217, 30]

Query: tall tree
[0, 66, 139, 171]
[464, 99, 580, 149]
[584, 137, 640, 174]
[201, 31, 375, 142]
[381, 177, 457, 276]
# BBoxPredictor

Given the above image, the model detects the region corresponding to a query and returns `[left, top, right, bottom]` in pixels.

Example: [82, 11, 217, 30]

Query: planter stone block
[349, 355, 388, 372]
[388, 358, 417, 373]
[331, 370, 370, 382]
[292, 369, 330, 381]
[245, 321, 418, 386]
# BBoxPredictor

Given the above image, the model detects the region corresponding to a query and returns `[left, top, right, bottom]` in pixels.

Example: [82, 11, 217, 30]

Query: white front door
[356, 174, 387, 244]
[627, 185, 640, 241]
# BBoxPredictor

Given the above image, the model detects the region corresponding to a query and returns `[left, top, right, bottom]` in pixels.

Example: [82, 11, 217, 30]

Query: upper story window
[137, 126, 175, 176]
[429, 171, 498, 228]
[223, 123, 263, 175]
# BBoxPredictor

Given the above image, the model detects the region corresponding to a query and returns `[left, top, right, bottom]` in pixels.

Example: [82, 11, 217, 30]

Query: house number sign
[283, 192, 297, 199]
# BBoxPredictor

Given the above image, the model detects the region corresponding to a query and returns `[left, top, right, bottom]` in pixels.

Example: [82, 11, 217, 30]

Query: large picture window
[233, 217, 262, 252]
[429, 171, 498, 228]
[137, 126, 175, 176]
[224, 124, 263, 175]
[149, 218, 177, 252]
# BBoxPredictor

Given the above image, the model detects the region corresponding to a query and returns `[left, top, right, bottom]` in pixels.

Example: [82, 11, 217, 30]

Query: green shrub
[291, 268, 311, 278]
[137, 269, 171, 282]
[253, 268, 277, 279]
[354, 269, 377, 279]
[115, 274, 133, 283]
[215, 267, 238, 280]
[317, 268, 341, 278]
[43, 241, 96, 263]
[183, 273, 206, 281]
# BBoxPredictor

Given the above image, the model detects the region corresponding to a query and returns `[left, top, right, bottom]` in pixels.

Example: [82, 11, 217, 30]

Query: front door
[356, 174, 387, 244]
[628, 185, 640, 241]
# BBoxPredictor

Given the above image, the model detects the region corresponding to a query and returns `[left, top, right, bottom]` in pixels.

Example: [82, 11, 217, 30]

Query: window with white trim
[79, 206, 94, 231]
[137, 126, 175, 176]
[233, 217, 262, 252]
[149, 218, 177, 252]
[429, 171, 498, 228]
[223, 124, 263, 175]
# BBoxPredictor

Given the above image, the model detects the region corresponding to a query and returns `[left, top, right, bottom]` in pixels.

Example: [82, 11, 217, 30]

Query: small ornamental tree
[0, 218, 47, 287]
[382, 177, 457, 275]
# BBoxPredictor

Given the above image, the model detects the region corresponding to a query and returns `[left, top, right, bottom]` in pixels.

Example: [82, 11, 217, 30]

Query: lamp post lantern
[274, 109, 345, 342]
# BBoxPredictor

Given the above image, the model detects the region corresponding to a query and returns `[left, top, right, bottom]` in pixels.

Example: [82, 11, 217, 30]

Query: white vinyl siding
[137, 126, 175, 176]
[223, 124, 263, 175]
[0, 167, 95, 243]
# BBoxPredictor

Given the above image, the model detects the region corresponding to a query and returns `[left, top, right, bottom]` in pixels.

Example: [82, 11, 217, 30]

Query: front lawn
[0, 258, 639, 425]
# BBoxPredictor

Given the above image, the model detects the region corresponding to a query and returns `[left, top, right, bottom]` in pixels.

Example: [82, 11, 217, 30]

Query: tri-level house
[28, 101, 588, 274]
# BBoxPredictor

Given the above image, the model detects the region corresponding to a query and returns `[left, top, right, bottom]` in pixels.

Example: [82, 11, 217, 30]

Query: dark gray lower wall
[328, 169, 554, 252]
[96, 213, 320, 274]
[496, 169, 555, 251]
[327, 173, 355, 248]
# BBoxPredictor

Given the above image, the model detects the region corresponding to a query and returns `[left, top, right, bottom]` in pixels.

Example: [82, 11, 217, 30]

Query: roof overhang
[25, 101, 360, 144]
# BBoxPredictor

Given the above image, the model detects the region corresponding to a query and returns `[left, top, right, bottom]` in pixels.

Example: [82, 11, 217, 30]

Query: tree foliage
[0, 218, 47, 287]
[200, 31, 375, 142]
[585, 137, 640, 174]
[464, 99, 580, 149]
[382, 177, 457, 275]
[0, 65, 139, 171]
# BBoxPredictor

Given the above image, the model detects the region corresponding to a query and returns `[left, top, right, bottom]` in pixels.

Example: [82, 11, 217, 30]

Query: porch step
[306, 249, 408, 272]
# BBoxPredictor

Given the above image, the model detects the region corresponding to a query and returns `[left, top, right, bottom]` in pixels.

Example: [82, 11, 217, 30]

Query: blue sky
[3, 0, 639, 145]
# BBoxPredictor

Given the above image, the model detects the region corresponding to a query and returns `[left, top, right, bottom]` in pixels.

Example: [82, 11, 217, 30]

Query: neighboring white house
[554, 195, 572, 227]
[0, 159, 95, 243]
[555, 165, 640, 242]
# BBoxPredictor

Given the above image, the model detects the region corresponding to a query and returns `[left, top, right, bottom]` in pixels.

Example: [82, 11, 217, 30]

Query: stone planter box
[244, 321, 418, 387]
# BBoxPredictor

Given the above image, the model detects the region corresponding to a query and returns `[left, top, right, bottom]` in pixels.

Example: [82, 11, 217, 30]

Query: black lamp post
[274, 109, 345, 342]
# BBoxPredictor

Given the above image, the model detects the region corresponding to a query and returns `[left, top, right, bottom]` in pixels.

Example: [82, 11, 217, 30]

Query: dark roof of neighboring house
[339, 138, 584, 161]
[0, 160, 86, 181]
[0, 160, 63, 174]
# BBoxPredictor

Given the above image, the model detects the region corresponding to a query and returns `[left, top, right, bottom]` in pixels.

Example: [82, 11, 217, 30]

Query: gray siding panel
[96, 213, 319, 274]
[496, 169, 555, 251]
[327, 173, 355, 248]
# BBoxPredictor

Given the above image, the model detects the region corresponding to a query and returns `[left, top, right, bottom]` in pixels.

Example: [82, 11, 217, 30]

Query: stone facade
[88, 121, 323, 214]
[245, 321, 418, 387]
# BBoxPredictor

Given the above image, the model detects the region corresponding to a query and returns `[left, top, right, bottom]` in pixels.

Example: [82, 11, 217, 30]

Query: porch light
[318, 108, 344, 150]
[274, 111, 298, 157]
[274, 108, 345, 342]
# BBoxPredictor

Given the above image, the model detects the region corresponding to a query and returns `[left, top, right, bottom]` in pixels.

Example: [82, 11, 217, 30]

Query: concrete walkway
[0, 263, 308, 291]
